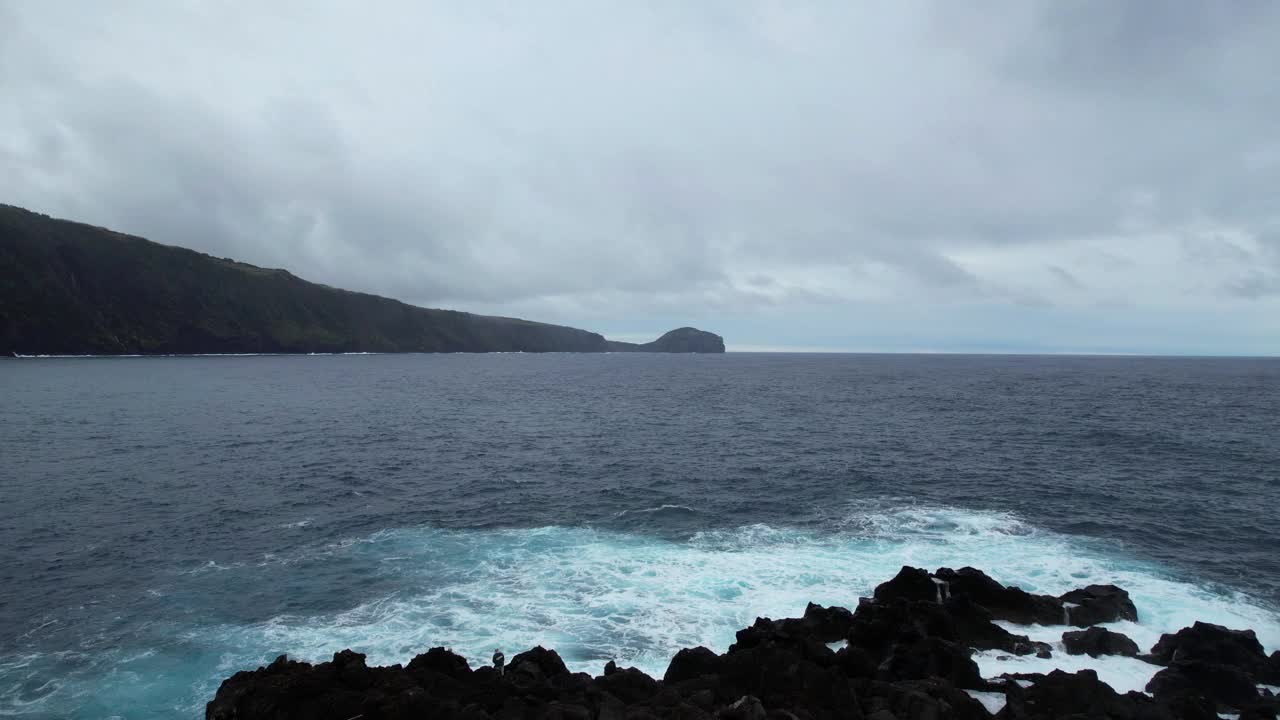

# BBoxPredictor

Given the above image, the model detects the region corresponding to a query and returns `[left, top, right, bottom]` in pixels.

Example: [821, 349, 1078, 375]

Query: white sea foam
[613, 504, 699, 518]
[16, 619, 58, 640]
[974, 645, 1161, 694]
[15, 505, 1274, 718]
[197, 505, 1280, 692]
[963, 690, 1008, 714]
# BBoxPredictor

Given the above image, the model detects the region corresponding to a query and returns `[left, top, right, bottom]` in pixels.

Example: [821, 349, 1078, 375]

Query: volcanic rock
[1061, 627, 1140, 658]
[1057, 585, 1138, 627]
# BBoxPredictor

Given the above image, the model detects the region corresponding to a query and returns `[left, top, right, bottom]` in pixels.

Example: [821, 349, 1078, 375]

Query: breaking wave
[8, 504, 1273, 718]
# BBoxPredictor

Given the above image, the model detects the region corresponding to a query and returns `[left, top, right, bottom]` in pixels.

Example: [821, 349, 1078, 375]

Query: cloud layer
[2, 1, 1278, 353]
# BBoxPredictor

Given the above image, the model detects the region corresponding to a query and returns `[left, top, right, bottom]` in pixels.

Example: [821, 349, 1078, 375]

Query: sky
[2, 2, 1278, 354]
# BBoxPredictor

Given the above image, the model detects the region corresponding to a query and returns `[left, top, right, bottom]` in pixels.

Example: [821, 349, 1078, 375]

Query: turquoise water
[2, 353, 1278, 717]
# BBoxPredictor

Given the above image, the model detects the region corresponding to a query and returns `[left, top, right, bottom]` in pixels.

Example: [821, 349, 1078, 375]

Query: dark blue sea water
[2, 353, 1279, 717]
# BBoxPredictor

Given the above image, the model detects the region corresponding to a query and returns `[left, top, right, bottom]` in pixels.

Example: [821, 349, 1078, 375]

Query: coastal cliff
[206, 566, 1280, 719]
[0, 204, 724, 356]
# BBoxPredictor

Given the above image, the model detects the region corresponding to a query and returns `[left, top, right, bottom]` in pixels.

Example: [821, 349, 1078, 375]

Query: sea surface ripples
[2, 353, 1278, 717]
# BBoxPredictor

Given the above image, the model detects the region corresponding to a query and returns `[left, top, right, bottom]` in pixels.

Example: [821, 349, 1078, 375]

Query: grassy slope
[0, 205, 608, 355]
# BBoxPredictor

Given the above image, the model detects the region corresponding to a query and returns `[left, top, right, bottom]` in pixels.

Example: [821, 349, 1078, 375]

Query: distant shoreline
[1, 204, 724, 356]
[7, 350, 730, 359]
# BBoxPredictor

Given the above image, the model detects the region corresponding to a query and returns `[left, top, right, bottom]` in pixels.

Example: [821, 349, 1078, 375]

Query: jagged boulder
[848, 595, 1049, 658]
[1057, 585, 1138, 626]
[878, 636, 985, 689]
[729, 615, 841, 668]
[715, 638, 857, 715]
[595, 664, 659, 704]
[874, 566, 940, 604]
[1061, 627, 1139, 658]
[945, 595, 1053, 656]
[934, 567, 1063, 626]
[1150, 622, 1270, 673]
[1146, 660, 1259, 710]
[1240, 696, 1280, 720]
[834, 645, 879, 679]
[406, 646, 472, 679]
[207, 651, 428, 720]
[665, 647, 722, 684]
[1144, 624, 1278, 711]
[857, 678, 993, 720]
[509, 646, 571, 679]
[998, 669, 1173, 720]
[792, 602, 857, 641]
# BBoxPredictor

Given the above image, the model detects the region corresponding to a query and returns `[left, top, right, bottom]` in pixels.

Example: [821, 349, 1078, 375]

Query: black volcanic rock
[1146, 660, 1260, 710]
[1061, 627, 1139, 657]
[595, 664, 658, 704]
[998, 669, 1191, 720]
[921, 567, 1062, 626]
[1144, 622, 1280, 711]
[1057, 585, 1138, 627]
[1242, 699, 1280, 720]
[858, 678, 992, 720]
[875, 566, 1137, 628]
[848, 594, 1048, 658]
[509, 646, 572, 680]
[795, 602, 857, 641]
[206, 568, 1277, 720]
[873, 566, 939, 604]
[878, 636, 985, 688]
[0, 204, 724, 356]
[1149, 621, 1270, 673]
[407, 646, 472, 679]
[606, 327, 726, 353]
[665, 647, 722, 684]
[730, 603, 855, 650]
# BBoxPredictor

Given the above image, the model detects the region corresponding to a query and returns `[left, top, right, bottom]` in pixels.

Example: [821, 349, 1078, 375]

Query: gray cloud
[1, 1, 1278, 353]
[1047, 266, 1082, 290]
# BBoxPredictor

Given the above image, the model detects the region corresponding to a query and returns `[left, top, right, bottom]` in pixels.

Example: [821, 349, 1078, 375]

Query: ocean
[2, 352, 1278, 718]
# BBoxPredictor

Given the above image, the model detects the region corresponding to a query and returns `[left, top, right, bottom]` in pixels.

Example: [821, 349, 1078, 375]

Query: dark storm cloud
[1, 1, 1278, 352]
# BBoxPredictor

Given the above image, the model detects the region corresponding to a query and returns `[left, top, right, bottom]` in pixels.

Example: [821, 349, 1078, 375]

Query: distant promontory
[0, 204, 724, 356]
[608, 327, 725, 354]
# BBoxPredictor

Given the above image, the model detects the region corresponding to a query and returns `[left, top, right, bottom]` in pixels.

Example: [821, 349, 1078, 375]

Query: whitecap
[17, 619, 57, 640]
[973, 645, 1160, 695]
[27, 505, 1280, 717]
[613, 504, 699, 518]
[194, 508, 1280, 682]
[178, 560, 243, 575]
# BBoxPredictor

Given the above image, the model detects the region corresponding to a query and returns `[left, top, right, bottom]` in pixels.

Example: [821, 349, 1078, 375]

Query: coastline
[6, 350, 728, 359]
[206, 565, 1280, 719]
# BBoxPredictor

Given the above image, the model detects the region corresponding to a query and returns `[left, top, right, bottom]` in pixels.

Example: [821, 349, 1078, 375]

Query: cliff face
[0, 205, 721, 356]
[607, 328, 725, 353]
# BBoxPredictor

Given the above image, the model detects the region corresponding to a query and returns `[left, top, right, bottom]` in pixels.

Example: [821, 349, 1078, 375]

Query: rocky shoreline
[206, 566, 1280, 719]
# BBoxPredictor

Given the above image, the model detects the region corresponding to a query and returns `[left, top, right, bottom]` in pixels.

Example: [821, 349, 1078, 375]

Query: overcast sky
[3, 2, 1278, 354]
